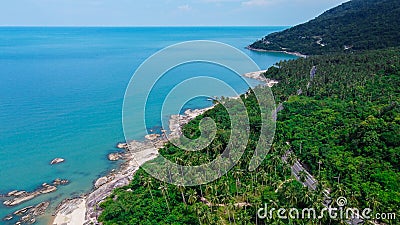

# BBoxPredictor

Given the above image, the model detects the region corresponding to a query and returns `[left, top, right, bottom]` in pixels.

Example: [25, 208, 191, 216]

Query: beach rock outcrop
[117, 143, 128, 149]
[13, 201, 49, 225]
[14, 206, 33, 216]
[3, 179, 69, 207]
[145, 133, 160, 141]
[7, 190, 27, 197]
[52, 178, 69, 186]
[3, 185, 56, 207]
[30, 201, 50, 216]
[94, 177, 108, 188]
[50, 158, 65, 165]
[2, 214, 13, 221]
[7, 190, 19, 197]
[108, 153, 122, 161]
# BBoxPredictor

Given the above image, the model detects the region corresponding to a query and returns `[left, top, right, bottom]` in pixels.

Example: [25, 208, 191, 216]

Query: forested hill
[99, 48, 400, 225]
[249, 0, 400, 55]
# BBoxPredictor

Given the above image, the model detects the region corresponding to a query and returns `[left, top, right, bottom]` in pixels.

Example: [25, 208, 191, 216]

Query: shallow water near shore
[0, 27, 297, 224]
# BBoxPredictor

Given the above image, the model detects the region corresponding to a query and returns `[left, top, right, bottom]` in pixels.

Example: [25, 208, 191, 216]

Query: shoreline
[246, 46, 307, 58]
[50, 72, 277, 225]
[50, 107, 214, 225]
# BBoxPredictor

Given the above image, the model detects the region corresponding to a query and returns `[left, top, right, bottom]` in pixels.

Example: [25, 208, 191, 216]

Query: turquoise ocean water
[0, 27, 297, 224]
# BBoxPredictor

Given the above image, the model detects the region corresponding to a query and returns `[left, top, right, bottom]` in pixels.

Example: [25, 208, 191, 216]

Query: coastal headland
[50, 70, 277, 225]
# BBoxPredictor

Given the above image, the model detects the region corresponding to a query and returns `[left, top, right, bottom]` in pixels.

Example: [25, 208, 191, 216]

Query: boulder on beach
[145, 134, 160, 141]
[108, 153, 122, 161]
[95, 177, 108, 189]
[50, 158, 65, 165]
[117, 143, 128, 149]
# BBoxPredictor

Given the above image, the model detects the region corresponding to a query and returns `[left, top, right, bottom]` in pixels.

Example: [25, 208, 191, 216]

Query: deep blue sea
[0, 27, 297, 224]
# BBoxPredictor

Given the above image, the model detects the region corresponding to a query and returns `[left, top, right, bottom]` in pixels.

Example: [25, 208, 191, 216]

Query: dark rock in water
[2, 214, 13, 221]
[13, 201, 49, 225]
[14, 206, 33, 216]
[31, 201, 50, 216]
[53, 178, 69, 186]
[50, 158, 65, 165]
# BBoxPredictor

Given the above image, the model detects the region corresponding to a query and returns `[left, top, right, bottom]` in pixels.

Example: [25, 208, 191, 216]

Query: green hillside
[99, 48, 400, 224]
[98, 2, 400, 224]
[249, 0, 400, 55]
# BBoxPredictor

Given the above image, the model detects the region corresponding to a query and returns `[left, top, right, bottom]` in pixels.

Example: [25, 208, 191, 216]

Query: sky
[0, 0, 349, 26]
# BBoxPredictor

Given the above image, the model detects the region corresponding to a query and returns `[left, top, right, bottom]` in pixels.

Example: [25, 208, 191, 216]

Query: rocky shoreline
[3, 179, 69, 207]
[1, 179, 69, 224]
[242, 70, 279, 88]
[49, 70, 275, 225]
[3, 201, 50, 225]
[51, 107, 214, 225]
[246, 46, 307, 58]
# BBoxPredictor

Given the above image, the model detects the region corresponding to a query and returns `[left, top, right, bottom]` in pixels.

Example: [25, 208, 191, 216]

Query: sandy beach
[51, 145, 160, 225]
[52, 198, 86, 225]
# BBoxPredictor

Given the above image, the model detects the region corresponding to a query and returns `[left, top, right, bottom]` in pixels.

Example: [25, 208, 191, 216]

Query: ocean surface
[0, 27, 297, 224]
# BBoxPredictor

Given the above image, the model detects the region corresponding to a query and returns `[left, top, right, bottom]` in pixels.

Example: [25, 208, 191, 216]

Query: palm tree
[332, 183, 347, 200]
[227, 201, 236, 224]
[210, 193, 219, 211]
[158, 183, 170, 212]
[195, 177, 205, 198]
[298, 170, 308, 183]
[143, 177, 154, 202]
[301, 188, 314, 206]
[177, 184, 187, 205]
[287, 152, 297, 166]
[175, 157, 185, 177]
[286, 184, 299, 207]
[188, 189, 198, 205]
[205, 184, 214, 197]
[197, 206, 207, 225]
[233, 169, 244, 198]
[259, 171, 269, 186]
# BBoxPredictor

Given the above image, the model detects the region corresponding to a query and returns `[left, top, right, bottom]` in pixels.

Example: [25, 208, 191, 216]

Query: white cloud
[178, 4, 192, 11]
[241, 0, 275, 6]
[200, 0, 240, 2]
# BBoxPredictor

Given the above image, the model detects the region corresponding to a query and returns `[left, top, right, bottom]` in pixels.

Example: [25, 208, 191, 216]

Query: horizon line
[0, 25, 293, 28]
